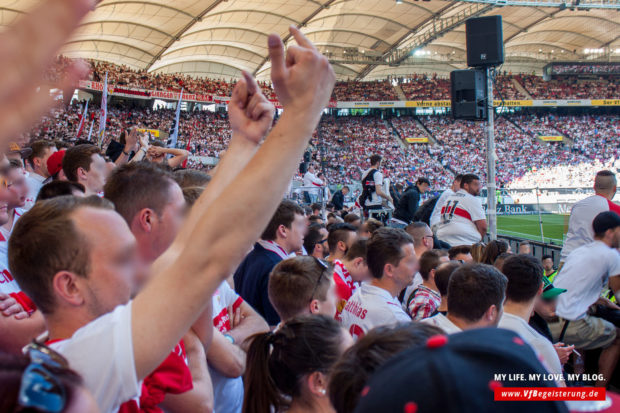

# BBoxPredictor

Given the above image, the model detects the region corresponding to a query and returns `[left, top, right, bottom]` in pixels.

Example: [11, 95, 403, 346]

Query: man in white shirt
[430, 174, 463, 230]
[549, 211, 620, 387]
[8, 30, 336, 413]
[498, 255, 564, 380]
[24, 140, 57, 209]
[435, 174, 487, 247]
[423, 263, 506, 334]
[340, 228, 415, 339]
[560, 170, 620, 263]
[302, 163, 323, 204]
[360, 155, 392, 211]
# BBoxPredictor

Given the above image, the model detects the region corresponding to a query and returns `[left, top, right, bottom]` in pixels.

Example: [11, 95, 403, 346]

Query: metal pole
[536, 187, 545, 242]
[486, 67, 497, 241]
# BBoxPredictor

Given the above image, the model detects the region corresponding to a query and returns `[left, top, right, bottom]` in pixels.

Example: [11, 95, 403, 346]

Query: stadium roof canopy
[1, 0, 619, 80]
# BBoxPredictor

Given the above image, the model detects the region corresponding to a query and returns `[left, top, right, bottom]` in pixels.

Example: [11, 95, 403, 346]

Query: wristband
[224, 334, 235, 344]
[123, 149, 131, 156]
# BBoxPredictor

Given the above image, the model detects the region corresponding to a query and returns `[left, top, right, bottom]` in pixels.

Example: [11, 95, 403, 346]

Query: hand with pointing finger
[268, 26, 336, 122]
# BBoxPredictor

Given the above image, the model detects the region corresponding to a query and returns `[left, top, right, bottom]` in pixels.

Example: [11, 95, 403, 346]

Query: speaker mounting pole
[486, 66, 497, 241]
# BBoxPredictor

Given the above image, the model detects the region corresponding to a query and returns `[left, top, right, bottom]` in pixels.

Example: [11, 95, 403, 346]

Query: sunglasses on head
[18, 341, 69, 413]
[310, 257, 330, 301]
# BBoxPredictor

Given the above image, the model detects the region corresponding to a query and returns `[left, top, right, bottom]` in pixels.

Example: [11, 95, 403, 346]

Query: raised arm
[131, 26, 335, 380]
[162, 148, 190, 169]
[0, 0, 93, 148]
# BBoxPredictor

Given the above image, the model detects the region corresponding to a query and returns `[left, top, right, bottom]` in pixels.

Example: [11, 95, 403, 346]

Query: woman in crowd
[243, 315, 353, 413]
[328, 322, 442, 413]
[481, 239, 511, 265]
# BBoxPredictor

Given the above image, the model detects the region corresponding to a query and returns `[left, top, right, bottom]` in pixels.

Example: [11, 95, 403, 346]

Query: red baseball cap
[46, 150, 65, 177]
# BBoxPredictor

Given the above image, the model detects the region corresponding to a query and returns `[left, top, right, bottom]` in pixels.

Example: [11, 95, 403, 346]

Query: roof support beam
[77, 20, 175, 40]
[354, 2, 455, 80]
[63, 38, 156, 57]
[504, 9, 561, 43]
[96, 1, 196, 19]
[252, 0, 339, 76]
[145, 0, 227, 70]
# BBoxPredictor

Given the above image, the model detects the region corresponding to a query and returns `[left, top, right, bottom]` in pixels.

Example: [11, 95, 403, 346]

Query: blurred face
[283, 213, 307, 253]
[150, 183, 187, 260]
[542, 258, 554, 272]
[73, 208, 143, 317]
[418, 182, 430, 194]
[422, 230, 434, 251]
[35, 147, 57, 177]
[0, 156, 11, 224]
[518, 244, 531, 255]
[463, 179, 481, 196]
[452, 179, 462, 192]
[83, 154, 108, 194]
[342, 187, 349, 195]
[390, 243, 419, 290]
[534, 296, 557, 320]
[315, 228, 329, 259]
[6, 167, 28, 209]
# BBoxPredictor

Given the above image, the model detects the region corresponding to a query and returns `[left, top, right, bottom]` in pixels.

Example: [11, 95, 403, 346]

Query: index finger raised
[289, 25, 316, 51]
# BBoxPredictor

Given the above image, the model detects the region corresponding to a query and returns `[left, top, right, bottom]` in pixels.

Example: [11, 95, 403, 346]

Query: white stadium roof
[1, 0, 619, 80]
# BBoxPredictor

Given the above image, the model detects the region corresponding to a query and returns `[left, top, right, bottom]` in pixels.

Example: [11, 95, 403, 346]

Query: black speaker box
[450, 69, 487, 120]
[466, 16, 504, 67]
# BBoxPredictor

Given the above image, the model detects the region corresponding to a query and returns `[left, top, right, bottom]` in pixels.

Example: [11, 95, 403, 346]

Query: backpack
[358, 169, 377, 208]
[413, 195, 440, 225]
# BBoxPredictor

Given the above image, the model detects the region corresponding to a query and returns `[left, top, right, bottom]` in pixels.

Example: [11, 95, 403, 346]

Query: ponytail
[243, 315, 344, 413]
[243, 332, 284, 413]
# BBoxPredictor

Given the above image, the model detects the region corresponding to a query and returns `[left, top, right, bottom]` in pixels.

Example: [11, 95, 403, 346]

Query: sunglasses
[18, 341, 69, 413]
[310, 258, 330, 301]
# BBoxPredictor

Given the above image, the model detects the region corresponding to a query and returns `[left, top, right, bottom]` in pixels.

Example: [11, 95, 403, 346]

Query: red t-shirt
[118, 340, 193, 413]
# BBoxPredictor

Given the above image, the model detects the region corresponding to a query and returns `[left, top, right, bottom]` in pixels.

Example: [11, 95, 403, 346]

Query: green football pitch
[496, 214, 568, 245]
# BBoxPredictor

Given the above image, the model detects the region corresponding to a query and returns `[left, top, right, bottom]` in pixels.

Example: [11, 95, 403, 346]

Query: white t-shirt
[555, 241, 620, 320]
[560, 195, 620, 261]
[211, 281, 244, 413]
[25, 172, 46, 210]
[303, 171, 323, 188]
[0, 223, 36, 314]
[421, 313, 462, 334]
[49, 303, 140, 413]
[361, 169, 384, 207]
[429, 189, 454, 230]
[435, 189, 485, 246]
[340, 283, 411, 340]
[499, 313, 563, 378]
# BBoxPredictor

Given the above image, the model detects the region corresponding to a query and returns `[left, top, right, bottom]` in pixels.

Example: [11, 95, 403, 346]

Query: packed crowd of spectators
[550, 63, 620, 75]
[330, 80, 398, 101]
[44, 57, 620, 103]
[398, 74, 451, 100]
[23, 99, 620, 190]
[521, 75, 620, 99]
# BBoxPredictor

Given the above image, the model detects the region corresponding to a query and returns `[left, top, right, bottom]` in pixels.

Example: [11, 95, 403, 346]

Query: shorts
[548, 315, 616, 350]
